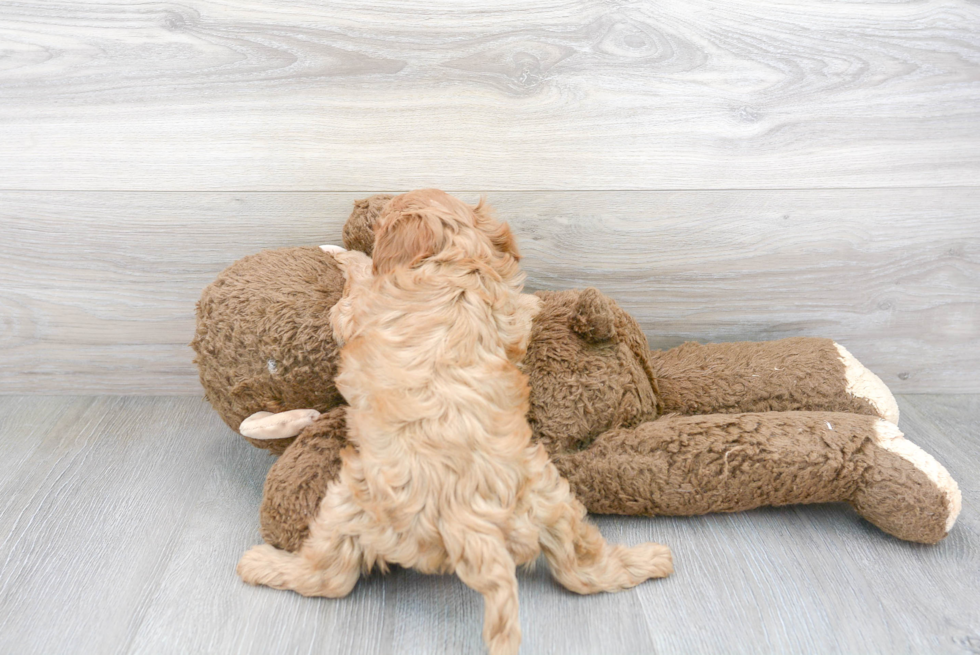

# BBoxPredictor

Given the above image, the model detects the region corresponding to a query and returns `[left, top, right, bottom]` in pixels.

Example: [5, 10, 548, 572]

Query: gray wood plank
[1, 1, 978, 190]
[128, 406, 969, 654]
[124, 444, 396, 655]
[2, 189, 978, 394]
[0, 396, 977, 654]
[0, 396, 95, 483]
[0, 396, 249, 655]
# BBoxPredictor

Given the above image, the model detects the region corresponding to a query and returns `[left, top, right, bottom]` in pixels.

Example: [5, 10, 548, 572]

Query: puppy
[237, 190, 672, 655]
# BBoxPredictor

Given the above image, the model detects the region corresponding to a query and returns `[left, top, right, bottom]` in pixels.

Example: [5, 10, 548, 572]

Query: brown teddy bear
[191, 194, 961, 553]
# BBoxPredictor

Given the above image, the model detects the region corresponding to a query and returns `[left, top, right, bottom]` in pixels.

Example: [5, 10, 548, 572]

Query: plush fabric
[259, 407, 349, 551]
[191, 246, 345, 453]
[651, 338, 876, 417]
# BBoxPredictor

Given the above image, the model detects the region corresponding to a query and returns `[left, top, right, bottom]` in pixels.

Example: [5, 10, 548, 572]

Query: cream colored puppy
[237, 190, 673, 655]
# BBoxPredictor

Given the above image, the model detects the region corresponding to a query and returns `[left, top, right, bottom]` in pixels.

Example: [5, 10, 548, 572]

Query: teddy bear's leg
[259, 408, 348, 552]
[648, 337, 899, 423]
[850, 419, 961, 543]
[552, 411, 959, 543]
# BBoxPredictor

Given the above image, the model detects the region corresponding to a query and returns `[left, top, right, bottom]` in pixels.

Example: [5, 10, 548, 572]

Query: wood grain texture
[2, 189, 978, 394]
[0, 191, 356, 394]
[1, 0, 979, 190]
[0, 395, 976, 654]
[0, 397, 240, 654]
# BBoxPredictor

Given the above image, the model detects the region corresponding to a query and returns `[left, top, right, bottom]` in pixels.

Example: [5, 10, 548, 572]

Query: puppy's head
[372, 189, 520, 276]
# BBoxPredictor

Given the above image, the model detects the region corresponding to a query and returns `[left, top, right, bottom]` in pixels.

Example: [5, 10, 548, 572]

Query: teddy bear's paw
[835, 343, 900, 424]
[319, 244, 347, 254]
[239, 409, 321, 440]
[851, 419, 961, 543]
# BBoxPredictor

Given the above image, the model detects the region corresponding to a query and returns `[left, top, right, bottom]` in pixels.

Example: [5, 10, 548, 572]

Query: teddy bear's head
[191, 246, 346, 454]
[192, 196, 661, 455]
[342, 194, 393, 254]
[524, 287, 661, 455]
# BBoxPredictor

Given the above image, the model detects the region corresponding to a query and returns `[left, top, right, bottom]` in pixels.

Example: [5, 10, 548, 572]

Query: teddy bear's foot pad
[836, 343, 900, 424]
[851, 419, 961, 543]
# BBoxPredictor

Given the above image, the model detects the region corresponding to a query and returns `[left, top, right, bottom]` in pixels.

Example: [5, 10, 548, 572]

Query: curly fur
[236, 190, 672, 655]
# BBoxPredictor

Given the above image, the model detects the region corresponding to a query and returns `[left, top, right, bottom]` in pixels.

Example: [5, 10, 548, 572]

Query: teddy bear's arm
[240, 409, 321, 440]
[648, 337, 899, 423]
[552, 411, 960, 544]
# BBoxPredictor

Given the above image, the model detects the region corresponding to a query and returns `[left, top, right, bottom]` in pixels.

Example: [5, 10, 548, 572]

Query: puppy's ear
[474, 198, 520, 260]
[486, 221, 520, 260]
[372, 213, 442, 274]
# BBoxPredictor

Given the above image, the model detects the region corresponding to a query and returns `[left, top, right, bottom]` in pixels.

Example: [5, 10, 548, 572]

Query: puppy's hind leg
[238, 485, 365, 598]
[237, 535, 363, 598]
[452, 532, 522, 655]
[530, 450, 673, 594]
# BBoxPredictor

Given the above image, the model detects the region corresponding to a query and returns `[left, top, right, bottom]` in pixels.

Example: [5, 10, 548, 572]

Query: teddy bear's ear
[570, 287, 618, 343]
[343, 194, 395, 254]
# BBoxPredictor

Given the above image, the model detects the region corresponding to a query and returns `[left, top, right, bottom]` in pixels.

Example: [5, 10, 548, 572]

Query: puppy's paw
[618, 542, 673, 586]
[320, 244, 347, 254]
[237, 544, 293, 588]
[333, 250, 374, 284]
[239, 409, 320, 440]
[638, 542, 674, 579]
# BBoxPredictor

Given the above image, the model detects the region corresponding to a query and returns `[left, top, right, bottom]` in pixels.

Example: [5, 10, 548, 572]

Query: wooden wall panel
[1, 0, 978, 190]
[2, 189, 977, 394]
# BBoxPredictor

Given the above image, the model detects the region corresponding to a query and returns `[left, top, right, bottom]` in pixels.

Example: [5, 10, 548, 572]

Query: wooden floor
[0, 394, 976, 654]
